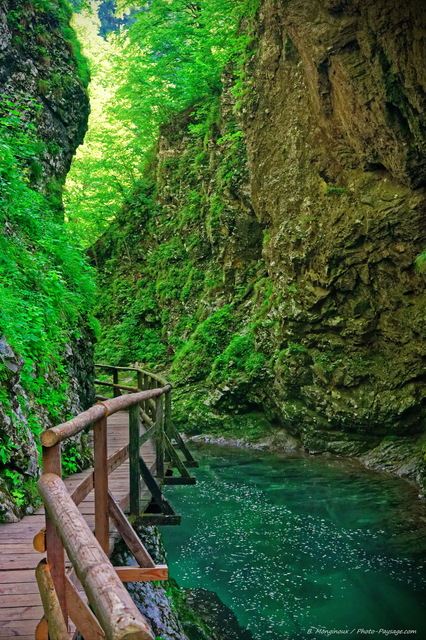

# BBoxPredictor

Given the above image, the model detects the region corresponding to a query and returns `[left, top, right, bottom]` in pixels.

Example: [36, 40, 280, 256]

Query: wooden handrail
[36, 363, 193, 639]
[41, 385, 171, 447]
[38, 473, 154, 640]
[95, 380, 139, 392]
[95, 363, 168, 386]
[35, 559, 68, 640]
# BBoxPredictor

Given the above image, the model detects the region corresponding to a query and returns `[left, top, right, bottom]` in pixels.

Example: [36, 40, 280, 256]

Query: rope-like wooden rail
[38, 474, 153, 640]
[95, 363, 168, 386]
[41, 385, 171, 447]
[36, 366, 177, 640]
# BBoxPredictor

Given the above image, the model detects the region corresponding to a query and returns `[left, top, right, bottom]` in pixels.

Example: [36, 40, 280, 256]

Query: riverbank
[186, 427, 426, 498]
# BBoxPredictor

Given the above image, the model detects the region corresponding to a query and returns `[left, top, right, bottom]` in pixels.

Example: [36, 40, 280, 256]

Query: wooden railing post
[137, 370, 143, 392]
[94, 416, 109, 553]
[129, 403, 141, 516]
[38, 474, 154, 640]
[42, 443, 67, 624]
[113, 368, 120, 397]
[164, 387, 172, 440]
[36, 559, 69, 640]
[164, 388, 172, 464]
[155, 395, 165, 481]
[146, 376, 154, 422]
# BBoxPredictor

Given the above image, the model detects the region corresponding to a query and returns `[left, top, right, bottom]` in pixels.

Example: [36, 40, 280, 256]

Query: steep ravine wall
[93, 0, 426, 490]
[0, 0, 94, 522]
[242, 0, 426, 482]
[0, 0, 89, 192]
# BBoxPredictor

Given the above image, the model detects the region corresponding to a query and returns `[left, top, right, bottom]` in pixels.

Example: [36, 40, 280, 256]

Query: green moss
[324, 185, 347, 196]
[415, 252, 426, 272]
[284, 36, 296, 58]
[172, 306, 236, 382]
[36, 78, 49, 95]
[379, 48, 412, 137]
[165, 579, 213, 640]
[92, 74, 268, 429]
[210, 331, 268, 384]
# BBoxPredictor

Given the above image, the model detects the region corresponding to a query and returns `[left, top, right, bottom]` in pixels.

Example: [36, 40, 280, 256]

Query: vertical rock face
[93, 0, 425, 487]
[0, 0, 90, 191]
[241, 0, 426, 454]
[0, 0, 93, 522]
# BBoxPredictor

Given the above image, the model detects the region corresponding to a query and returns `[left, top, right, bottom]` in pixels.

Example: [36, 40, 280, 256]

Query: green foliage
[65, 0, 259, 242]
[87, 1, 273, 430]
[3, 470, 26, 506]
[324, 185, 347, 196]
[92, 98, 266, 404]
[0, 97, 95, 441]
[210, 330, 268, 384]
[172, 306, 235, 382]
[7, 0, 89, 88]
[415, 252, 426, 272]
[0, 441, 16, 466]
[116, 0, 259, 135]
[64, 8, 139, 246]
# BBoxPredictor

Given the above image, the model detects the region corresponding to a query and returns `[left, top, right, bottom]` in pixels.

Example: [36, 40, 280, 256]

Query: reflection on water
[160, 445, 426, 640]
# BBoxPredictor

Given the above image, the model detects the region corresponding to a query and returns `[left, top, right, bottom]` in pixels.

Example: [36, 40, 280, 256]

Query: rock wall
[0, 0, 93, 522]
[93, 0, 426, 489]
[242, 0, 426, 476]
[0, 0, 90, 194]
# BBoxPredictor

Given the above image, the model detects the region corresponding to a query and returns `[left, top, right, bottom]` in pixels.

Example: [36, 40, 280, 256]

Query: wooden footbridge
[0, 365, 198, 640]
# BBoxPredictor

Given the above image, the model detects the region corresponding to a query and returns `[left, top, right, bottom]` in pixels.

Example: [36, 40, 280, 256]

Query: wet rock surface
[240, 0, 426, 483]
[183, 589, 255, 640]
[110, 526, 214, 640]
[110, 525, 256, 640]
[0, 329, 95, 522]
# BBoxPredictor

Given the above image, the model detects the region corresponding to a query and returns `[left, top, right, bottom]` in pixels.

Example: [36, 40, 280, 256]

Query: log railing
[95, 364, 199, 485]
[35, 365, 195, 640]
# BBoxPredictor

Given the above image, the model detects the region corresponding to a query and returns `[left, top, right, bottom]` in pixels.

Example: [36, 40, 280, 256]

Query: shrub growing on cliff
[172, 306, 236, 382]
[210, 331, 268, 385]
[111, 0, 260, 154]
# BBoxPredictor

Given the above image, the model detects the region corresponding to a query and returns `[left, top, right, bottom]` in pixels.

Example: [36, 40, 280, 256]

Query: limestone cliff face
[241, 0, 426, 471]
[94, 0, 426, 489]
[0, 0, 93, 522]
[0, 0, 89, 192]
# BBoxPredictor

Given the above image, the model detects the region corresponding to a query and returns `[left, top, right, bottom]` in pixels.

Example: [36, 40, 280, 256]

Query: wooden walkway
[0, 411, 153, 639]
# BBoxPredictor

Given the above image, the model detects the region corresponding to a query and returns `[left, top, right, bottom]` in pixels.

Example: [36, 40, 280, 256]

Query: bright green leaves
[64, 0, 259, 243]
[0, 98, 95, 422]
[415, 252, 426, 272]
[210, 331, 268, 384]
[116, 0, 259, 141]
[172, 306, 236, 382]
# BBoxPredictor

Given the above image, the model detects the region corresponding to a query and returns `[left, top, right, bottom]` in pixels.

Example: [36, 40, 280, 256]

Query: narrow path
[0, 411, 154, 639]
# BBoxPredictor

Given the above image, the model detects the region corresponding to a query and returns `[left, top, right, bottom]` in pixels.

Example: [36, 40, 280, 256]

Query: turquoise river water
[160, 445, 426, 640]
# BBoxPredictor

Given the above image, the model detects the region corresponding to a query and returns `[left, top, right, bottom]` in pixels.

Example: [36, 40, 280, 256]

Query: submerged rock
[111, 526, 214, 640]
[111, 525, 259, 640]
[183, 589, 255, 640]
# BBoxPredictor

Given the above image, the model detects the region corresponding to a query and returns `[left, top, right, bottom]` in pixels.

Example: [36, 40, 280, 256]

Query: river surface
[160, 445, 426, 640]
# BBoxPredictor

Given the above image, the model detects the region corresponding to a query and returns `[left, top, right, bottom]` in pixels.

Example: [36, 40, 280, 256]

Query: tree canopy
[64, 0, 259, 243]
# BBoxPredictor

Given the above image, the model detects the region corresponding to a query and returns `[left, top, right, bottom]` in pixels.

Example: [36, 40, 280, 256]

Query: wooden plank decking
[0, 411, 154, 639]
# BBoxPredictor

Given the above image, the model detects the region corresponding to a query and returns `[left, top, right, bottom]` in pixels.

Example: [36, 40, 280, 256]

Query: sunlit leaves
[0, 98, 95, 400]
